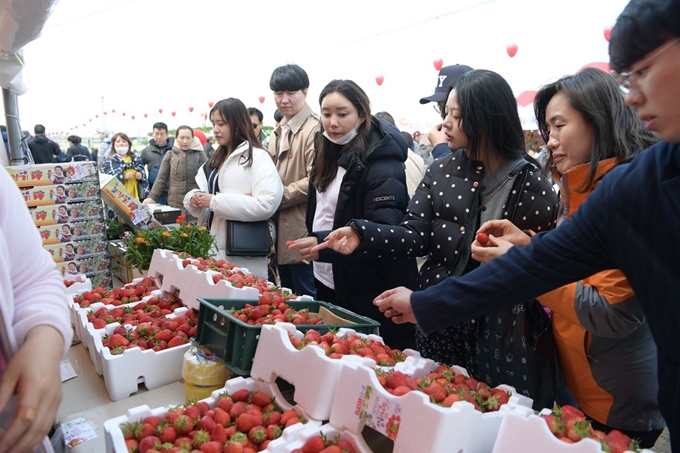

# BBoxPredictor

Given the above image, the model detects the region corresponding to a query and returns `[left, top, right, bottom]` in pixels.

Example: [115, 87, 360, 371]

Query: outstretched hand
[287, 237, 320, 263]
[311, 226, 359, 255]
[373, 287, 417, 324]
[471, 234, 515, 263]
[477, 219, 530, 246]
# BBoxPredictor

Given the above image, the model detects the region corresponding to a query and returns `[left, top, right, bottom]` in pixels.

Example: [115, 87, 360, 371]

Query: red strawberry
[224, 442, 245, 453]
[565, 418, 591, 442]
[231, 389, 251, 402]
[541, 414, 565, 437]
[184, 404, 201, 420]
[248, 426, 268, 444]
[138, 423, 157, 439]
[216, 396, 233, 413]
[197, 415, 217, 432]
[196, 401, 211, 416]
[138, 436, 161, 453]
[159, 425, 177, 443]
[210, 424, 228, 443]
[319, 447, 343, 453]
[236, 413, 262, 433]
[392, 386, 411, 397]
[422, 382, 447, 403]
[212, 274, 223, 284]
[335, 438, 356, 453]
[302, 434, 326, 453]
[125, 438, 139, 452]
[385, 371, 408, 390]
[190, 429, 211, 447]
[265, 424, 282, 440]
[250, 391, 271, 408]
[476, 232, 489, 245]
[173, 414, 194, 435]
[199, 441, 224, 453]
[441, 393, 462, 407]
[212, 407, 231, 427]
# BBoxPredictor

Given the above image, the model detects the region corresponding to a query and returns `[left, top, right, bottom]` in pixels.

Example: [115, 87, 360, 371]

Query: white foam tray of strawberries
[264, 421, 373, 453]
[250, 323, 432, 421]
[63, 275, 92, 295]
[147, 248, 260, 310]
[327, 361, 533, 453]
[104, 376, 321, 453]
[491, 403, 654, 453]
[85, 306, 193, 401]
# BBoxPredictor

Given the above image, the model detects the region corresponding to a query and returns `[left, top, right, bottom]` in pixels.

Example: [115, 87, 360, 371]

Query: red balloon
[122, 112, 126, 116]
[258, 96, 265, 104]
[112, 109, 116, 113]
[189, 106, 194, 112]
[103, 111, 108, 115]
[89, 118, 92, 122]
[208, 101, 214, 108]
[95, 114, 99, 118]
[144, 113, 148, 118]
[171, 111, 176, 117]
[516, 90, 538, 107]
[83, 123, 86, 127]
[375, 75, 384, 86]
[433, 58, 444, 71]
[131, 115, 136, 120]
[158, 108, 163, 114]
[603, 26, 613, 42]
[507, 43, 518, 58]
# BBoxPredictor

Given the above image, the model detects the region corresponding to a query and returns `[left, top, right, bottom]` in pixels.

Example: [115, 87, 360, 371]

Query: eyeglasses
[613, 38, 679, 90]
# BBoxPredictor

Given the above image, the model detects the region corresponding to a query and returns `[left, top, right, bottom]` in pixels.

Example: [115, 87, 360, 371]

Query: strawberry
[476, 232, 489, 245]
[210, 424, 228, 443]
[138, 423, 157, 439]
[199, 441, 224, 453]
[159, 425, 177, 443]
[197, 415, 217, 432]
[212, 407, 231, 427]
[264, 410, 281, 427]
[196, 401, 211, 416]
[250, 391, 271, 408]
[392, 386, 411, 397]
[441, 393, 462, 407]
[302, 434, 326, 453]
[422, 382, 447, 403]
[184, 405, 201, 420]
[231, 389, 251, 402]
[565, 418, 591, 442]
[265, 424, 282, 440]
[335, 438, 356, 453]
[124, 438, 139, 451]
[540, 414, 565, 437]
[319, 447, 343, 453]
[285, 416, 301, 428]
[190, 429, 211, 447]
[212, 274, 223, 284]
[248, 426, 268, 444]
[603, 430, 635, 453]
[174, 437, 192, 449]
[109, 333, 130, 348]
[224, 443, 245, 453]
[153, 329, 174, 342]
[138, 436, 162, 453]
[558, 404, 585, 421]
[236, 413, 262, 433]
[173, 414, 194, 435]
[385, 371, 408, 390]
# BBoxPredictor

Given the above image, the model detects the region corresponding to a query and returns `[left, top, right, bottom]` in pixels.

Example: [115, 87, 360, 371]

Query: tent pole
[3, 88, 24, 166]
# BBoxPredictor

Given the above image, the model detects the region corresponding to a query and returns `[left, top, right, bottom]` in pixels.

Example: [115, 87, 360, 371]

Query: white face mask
[115, 146, 129, 155]
[323, 120, 362, 145]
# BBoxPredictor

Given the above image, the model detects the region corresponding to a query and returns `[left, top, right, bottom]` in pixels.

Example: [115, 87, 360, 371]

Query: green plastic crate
[196, 298, 381, 375]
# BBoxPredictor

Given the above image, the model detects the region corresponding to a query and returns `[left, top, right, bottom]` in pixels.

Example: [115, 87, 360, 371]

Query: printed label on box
[38, 220, 106, 245]
[6, 162, 98, 187]
[356, 384, 403, 440]
[30, 200, 103, 226]
[20, 180, 101, 208]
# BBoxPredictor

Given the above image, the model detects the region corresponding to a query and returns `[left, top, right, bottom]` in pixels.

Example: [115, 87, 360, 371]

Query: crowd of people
[1, 0, 679, 451]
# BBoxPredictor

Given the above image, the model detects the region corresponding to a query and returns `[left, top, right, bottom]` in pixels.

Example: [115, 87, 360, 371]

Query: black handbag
[226, 220, 270, 256]
[203, 164, 271, 257]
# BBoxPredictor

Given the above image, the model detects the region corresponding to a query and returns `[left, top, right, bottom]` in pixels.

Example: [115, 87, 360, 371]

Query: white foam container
[104, 376, 321, 453]
[63, 275, 91, 295]
[328, 361, 535, 453]
[491, 403, 654, 453]
[84, 306, 193, 400]
[250, 323, 433, 421]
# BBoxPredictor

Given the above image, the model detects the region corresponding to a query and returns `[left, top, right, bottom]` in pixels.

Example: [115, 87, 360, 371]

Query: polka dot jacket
[351, 149, 560, 369]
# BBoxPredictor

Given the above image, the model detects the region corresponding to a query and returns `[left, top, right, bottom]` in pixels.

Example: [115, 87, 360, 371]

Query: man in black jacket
[140, 122, 174, 204]
[27, 124, 61, 164]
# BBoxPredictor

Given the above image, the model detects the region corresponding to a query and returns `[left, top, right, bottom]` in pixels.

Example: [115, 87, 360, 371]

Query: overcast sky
[3, 0, 629, 137]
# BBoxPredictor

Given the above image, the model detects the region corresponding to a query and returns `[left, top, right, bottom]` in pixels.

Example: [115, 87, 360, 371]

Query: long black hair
[450, 69, 526, 164]
[313, 79, 372, 192]
[207, 98, 261, 171]
[534, 68, 657, 192]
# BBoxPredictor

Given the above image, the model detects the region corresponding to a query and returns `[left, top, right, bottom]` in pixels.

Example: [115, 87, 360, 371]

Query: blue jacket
[411, 141, 680, 446]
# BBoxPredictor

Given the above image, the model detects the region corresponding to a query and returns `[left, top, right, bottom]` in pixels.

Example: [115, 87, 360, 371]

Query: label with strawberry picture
[60, 417, 98, 447]
[356, 384, 404, 441]
[30, 199, 104, 226]
[6, 162, 98, 188]
[21, 180, 101, 208]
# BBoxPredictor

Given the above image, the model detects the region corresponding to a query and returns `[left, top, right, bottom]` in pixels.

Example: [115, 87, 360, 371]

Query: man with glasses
[419, 64, 473, 159]
[248, 107, 268, 147]
[372, 0, 680, 449]
[267, 64, 320, 297]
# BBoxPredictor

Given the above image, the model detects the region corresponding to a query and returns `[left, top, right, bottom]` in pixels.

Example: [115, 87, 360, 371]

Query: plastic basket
[196, 298, 381, 375]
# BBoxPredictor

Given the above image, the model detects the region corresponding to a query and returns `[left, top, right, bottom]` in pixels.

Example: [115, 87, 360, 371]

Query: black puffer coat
[307, 117, 418, 351]
[351, 149, 559, 369]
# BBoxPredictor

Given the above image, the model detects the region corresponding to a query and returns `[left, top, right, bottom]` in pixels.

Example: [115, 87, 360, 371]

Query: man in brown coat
[267, 64, 320, 298]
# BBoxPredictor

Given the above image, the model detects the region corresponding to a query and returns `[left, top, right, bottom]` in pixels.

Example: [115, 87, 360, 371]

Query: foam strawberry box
[250, 323, 432, 421]
[491, 402, 655, 453]
[147, 248, 260, 310]
[326, 359, 534, 453]
[83, 306, 196, 400]
[104, 376, 321, 453]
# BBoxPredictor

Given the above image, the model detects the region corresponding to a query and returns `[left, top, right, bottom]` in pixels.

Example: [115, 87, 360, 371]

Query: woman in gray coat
[143, 125, 207, 220]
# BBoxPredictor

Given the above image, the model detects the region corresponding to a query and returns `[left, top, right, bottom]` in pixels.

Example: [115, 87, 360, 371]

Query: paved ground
[654, 428, 670, 453]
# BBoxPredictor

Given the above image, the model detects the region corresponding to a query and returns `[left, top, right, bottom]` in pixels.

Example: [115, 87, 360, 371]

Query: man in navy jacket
[372, 0, 680, 449]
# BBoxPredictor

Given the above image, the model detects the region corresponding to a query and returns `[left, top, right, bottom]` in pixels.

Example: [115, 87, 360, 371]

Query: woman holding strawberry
[463, 68, 664, 447]
[101, 132, 149, 201]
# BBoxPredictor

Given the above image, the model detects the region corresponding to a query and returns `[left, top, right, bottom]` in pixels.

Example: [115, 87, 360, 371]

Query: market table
[56, 341, 185, 453]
